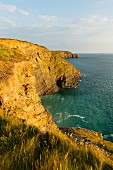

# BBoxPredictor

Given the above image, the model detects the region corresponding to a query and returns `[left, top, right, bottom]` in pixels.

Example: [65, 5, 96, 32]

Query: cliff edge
[0, 38, 80, 132]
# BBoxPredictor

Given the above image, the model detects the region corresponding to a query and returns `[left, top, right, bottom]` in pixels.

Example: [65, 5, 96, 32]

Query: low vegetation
[0, 43, 24, 81]
[0, 112, 113, 170]
[0, 44, 23, 62]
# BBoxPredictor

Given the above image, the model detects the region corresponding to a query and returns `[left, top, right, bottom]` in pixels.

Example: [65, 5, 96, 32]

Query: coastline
[1, 38, 113, 169]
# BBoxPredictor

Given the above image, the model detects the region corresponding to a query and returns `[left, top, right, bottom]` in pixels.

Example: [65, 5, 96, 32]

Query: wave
[103, 134, 113, 142]
[81, 74, 86, 78]
[67, 114, 88, 123]
[54, 113, 88, 124]
[68, 114, 85, 119]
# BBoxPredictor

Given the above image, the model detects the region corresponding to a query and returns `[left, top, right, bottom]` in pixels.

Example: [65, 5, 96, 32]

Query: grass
[0, 44, 22, 62]
[0, 113, 113, 170]
[0, 43, 24, 81]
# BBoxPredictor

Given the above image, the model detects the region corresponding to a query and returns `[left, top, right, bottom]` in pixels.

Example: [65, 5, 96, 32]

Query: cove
[41, 53, 113, 142]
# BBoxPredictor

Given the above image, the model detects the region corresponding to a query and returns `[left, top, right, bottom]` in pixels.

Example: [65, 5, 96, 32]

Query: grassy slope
[0, 113, 113, 170]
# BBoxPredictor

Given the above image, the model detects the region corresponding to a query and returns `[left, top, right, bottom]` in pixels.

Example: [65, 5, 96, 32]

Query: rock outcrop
[0, 38, 80, 132]
[52, 51, 80, 58]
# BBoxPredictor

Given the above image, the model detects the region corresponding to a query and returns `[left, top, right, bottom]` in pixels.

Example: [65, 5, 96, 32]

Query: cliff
[1, 38, 113, 169]
[52, 51, 80, 58]
[0, 38, 80, 132]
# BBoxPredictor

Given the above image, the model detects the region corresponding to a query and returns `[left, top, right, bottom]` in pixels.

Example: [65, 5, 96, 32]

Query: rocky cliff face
[52, 51, 80, 58]
[0, 38, 80, 132]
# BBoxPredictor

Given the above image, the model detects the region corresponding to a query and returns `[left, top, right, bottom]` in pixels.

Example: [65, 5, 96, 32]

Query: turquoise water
[41, 54, 113, 141]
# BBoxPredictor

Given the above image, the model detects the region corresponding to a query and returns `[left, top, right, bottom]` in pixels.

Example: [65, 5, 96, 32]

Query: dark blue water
[41, 54, 113, 141]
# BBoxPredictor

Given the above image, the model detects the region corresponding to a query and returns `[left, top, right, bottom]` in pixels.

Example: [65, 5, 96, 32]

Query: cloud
[95, 0, 113, 10]
[69, 16, 113, 37]
[0, 8, 113, 53]
[80, 16, 109, 25]
[0, 2, 30, 16]
[22, 15, 113, 52]
[34, 15, 113, 52]
[0, 2, 16, 13]
[0, 17, 16, 28]
[96, 0, 113, 5]
[38, 15, 57, 22]
[19, 9, 30, 16]
[69, 16, 113, 52]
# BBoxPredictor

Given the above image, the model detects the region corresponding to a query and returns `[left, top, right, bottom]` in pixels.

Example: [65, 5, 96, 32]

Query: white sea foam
[103, 134, 113, 140]
[68, 114, 85, 119]
[56, 112, 62, 118]
[81, 74, 86, 78]
[56, 119, 63, 124]
[82, 119, 88, 123]
[68, 114, 88, 123]
[46, 106, 52, 109]
[55, 112, 88, 124]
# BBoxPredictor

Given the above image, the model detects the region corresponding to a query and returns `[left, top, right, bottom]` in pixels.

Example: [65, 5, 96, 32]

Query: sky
[0, 0, 113, 53]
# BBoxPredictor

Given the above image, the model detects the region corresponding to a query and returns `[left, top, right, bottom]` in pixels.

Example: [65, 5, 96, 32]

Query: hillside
[0, 38, 113, 170]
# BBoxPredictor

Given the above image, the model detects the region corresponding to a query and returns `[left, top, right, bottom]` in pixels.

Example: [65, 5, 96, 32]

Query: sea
[41, 53, 113, 142]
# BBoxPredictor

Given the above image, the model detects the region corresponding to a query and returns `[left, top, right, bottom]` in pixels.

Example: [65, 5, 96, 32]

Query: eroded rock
[0, 38, 80, 132]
